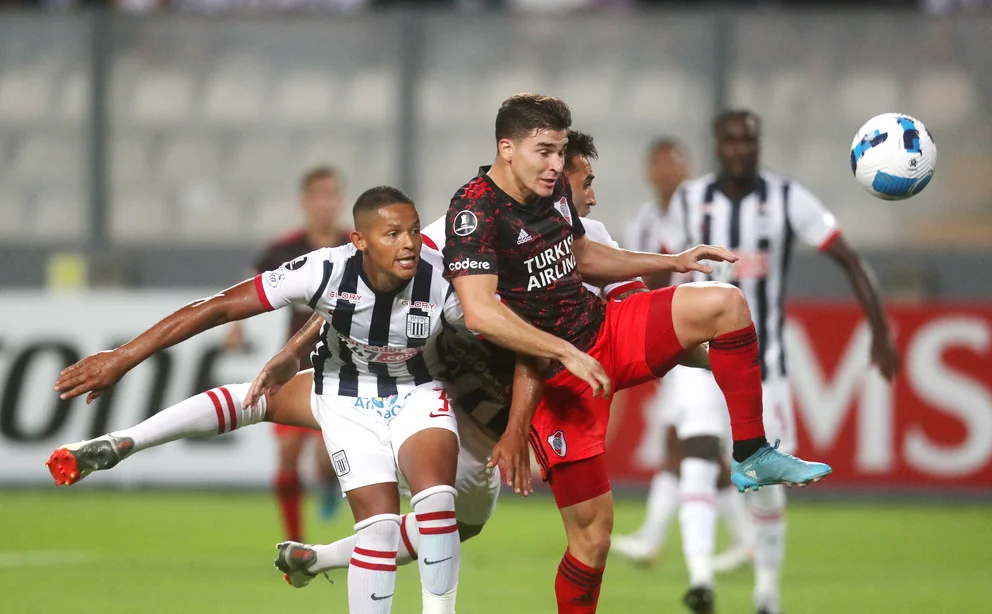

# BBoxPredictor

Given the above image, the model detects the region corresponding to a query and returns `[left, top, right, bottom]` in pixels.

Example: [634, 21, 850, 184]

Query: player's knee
[457, 522, 484, 542]
[676, 282, 751, 340]
[703, 283, 749, 325]
[576, 528, 612, 565]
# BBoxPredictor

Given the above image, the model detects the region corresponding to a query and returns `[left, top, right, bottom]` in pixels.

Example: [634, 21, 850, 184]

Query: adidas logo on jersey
[517, 228, 534, 245]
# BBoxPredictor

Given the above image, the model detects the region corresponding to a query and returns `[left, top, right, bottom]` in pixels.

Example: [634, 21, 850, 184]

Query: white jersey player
[612, 140, 757, 590]
[50, 187, 476, 614]
[623, 113, 897, 614]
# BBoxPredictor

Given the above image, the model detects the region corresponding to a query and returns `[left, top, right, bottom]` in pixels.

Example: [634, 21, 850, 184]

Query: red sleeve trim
[817, 228, 842, 252]
[253, 275, 274, 311]
[607, 280, 648, 300]
[422, 234, 439, 252]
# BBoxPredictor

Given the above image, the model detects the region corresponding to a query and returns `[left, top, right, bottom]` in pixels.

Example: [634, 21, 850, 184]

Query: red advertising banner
[606, 302, 992, 490]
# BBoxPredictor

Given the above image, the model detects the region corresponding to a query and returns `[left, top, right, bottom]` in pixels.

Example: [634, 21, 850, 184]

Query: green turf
[1, 490, 989, 613]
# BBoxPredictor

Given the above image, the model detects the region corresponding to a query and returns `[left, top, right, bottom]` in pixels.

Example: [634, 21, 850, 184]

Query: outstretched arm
[55, 279, 271, 403]
[573, 236, 737, 284]
[453, 274, 611, 398]
[823, 236, 899, 380]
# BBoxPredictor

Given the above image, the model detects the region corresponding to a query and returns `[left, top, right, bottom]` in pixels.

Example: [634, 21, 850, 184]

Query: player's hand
[54, 349, 132, 404]
[487, 428, 533, 496]
[871, 331, 899, 381]
[560, 348, 612, 399]
[244, 349, 299, 409]
[673, 245, 739, 274]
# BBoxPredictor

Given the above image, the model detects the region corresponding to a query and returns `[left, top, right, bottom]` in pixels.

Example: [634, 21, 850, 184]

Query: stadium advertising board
[0, 292, 288, 487]
[608, 302, 992, 491]
[2, 295, 990, 491]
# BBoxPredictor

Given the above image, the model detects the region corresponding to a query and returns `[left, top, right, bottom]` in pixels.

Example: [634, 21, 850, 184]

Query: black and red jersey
[443, 167, 605, 352]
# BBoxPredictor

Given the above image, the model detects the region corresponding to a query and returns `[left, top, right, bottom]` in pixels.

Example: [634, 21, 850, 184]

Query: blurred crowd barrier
[0, 10, 989, 266]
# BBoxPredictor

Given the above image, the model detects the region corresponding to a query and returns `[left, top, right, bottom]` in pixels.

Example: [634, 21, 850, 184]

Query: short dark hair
[647, 137, 687, 158]
[713, 109, 762, 137]
[352, 186, 415, 227]
[565, 130, 598, 172]
[495, 94, 572, 142]
[300, 166, 340, 192]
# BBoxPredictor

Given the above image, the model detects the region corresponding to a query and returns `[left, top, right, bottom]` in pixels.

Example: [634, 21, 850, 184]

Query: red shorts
[273, 423, 322, 438]
[530, 287, 684, 493]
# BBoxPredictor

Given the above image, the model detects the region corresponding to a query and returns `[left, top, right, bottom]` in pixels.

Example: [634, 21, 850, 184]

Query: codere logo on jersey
[523, 235, 576, 291]
[448, 259, 491, 272]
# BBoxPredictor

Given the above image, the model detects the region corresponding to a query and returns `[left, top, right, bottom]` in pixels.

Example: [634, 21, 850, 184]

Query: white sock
[412, 485, 460, 614]
[717, 484, 756, 551]
[311, 513, 418, 573]
[679, 457, 719, 588]
[349, 514, 401, 614]
[108, 383, 265, 453]
[636, 470, 680, 549]
[747, 485, 786, 613]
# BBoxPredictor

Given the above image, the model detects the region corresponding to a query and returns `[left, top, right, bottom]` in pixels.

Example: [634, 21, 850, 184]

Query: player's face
[301, 176, 344, 232]
[716, 117, 760, 180]
[565, 155, 596, 218]
[500, 128, 568, 201]
[356, 203, 422, 285]
[647, 146, 690, 199]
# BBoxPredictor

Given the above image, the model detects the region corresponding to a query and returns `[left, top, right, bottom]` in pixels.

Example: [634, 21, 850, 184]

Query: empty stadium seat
[158, 137, 220, 184]
[202, 63, 267, 125]
[0, 67, 53, 122]
[0, 190, 28, 240]
[272, 70, 338, 123]
[838, 71, 903, 126]
[912, 70, 979, 128]
[33, 192, 86, 240]
[343, 69, 398, 125]
[128, 70, 196, 126]
[110, 191, 174, 243]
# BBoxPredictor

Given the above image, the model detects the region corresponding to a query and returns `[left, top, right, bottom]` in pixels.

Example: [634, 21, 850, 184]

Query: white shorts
[398, 405, 501, 527]
[666, 370, 796, 453]
[667, 366, 730, 440]
[311, 381, 459, 493]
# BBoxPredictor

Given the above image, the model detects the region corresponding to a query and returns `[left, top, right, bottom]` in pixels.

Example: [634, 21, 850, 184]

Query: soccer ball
[850, 113, 936, 200]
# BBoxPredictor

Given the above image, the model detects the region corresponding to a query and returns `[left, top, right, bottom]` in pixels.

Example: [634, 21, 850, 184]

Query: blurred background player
[613, 139, 756, 575]
[225, 166, 351, 542]
[630, 110, 899, 614]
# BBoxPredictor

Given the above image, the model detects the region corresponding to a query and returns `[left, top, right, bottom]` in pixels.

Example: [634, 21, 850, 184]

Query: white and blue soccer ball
[850, 113, 936, 200]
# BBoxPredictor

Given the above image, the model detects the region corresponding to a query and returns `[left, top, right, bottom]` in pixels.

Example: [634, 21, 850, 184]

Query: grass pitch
[1, 490, 989, 613]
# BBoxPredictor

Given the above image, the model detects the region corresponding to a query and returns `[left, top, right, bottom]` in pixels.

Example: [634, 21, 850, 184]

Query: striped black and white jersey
[625, 200, 694, 286]
[254, 244, 463, 398]
[661, 171, 840, 379]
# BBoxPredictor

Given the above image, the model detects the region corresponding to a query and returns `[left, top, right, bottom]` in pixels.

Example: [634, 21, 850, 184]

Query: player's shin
[679, 458, 719, 589]
[555, 550, 605, 614]
[310, 513, 419, 574]
[707, 324, 767, 461]
[412, 485, 460, 614]
[112, 382, 266, 453]
[47, 382, 266, 485]
[748, 485, 786, 614]
[349, 514, 401, 614]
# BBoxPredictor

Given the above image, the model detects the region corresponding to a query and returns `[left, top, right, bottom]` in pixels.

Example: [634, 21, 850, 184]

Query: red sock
[275, 470, 303, 542]
[555, 550, 604, 613]
[709, 324, 766, 443]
